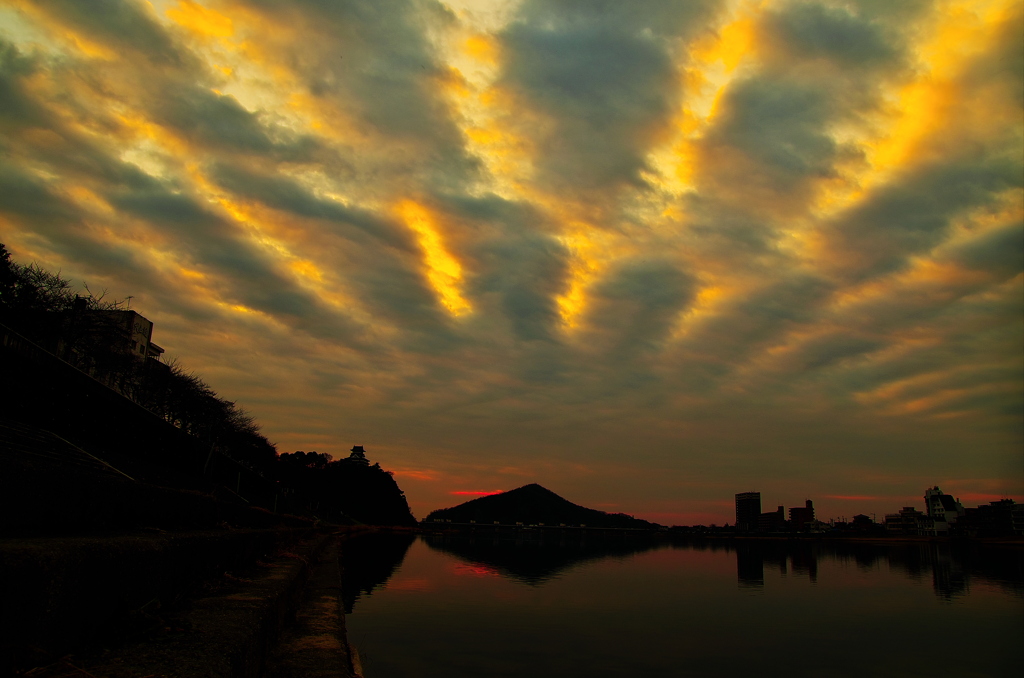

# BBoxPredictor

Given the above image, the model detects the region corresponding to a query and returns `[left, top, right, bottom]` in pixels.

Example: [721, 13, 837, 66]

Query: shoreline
[419, 523, 1024, 547]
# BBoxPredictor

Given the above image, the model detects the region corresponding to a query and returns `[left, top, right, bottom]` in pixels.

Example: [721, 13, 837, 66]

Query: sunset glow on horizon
[0, 0, 1020, 524]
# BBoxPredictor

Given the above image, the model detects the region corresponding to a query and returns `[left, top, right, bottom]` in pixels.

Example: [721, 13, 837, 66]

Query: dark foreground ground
[6, 528, 369, 678]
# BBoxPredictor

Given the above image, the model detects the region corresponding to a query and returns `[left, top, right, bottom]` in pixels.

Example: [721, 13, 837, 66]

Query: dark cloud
[729, 275, 832, 335]
[208, 162, 414, 251]
[964, 4, 1024, 106]
[0, 38, 46, 129]
[110, 189, 306, 301]
[844, 337, 1023, 419]
[344, 254, 464, 354]
[147, 83, 319, 159]
[499, 0, 719, 193]
[33, 0, 187, 67]
[473, 232, 569, 343]
[0, 159, 159, 290]
[681, 197, 789, 270]
[238, 0, 476, 182]
[106, 187, 370, 345]
[0, 40, 158, 190]
[948, 221, 1024, 279]
[825, 154, 1021, 281]
[789, 333, 885, 372]
[847, 0, 933, 22]
[764, 2, 903, 68]
[432, 193, 570, 343]
[0, 159, 77, 223]
[585, 259, 695, 359]
[703, 76, 843, 188]
[479, 235, 569, 346]
[681, 274, 834, 376]
[514, 0, 719, 37]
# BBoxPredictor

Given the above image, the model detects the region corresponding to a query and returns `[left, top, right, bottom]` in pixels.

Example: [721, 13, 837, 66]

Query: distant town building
[957, 499, 1024, 537]
[789, 500, 815, 531]
[850, 514, 879, 533]
[735, 492, 761, 532]
[759, 505, 786, 532]
[884, 507, 932, 535]
[923, 486, 964, 534]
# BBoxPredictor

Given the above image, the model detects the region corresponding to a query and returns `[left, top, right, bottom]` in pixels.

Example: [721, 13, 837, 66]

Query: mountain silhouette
[424, 483, 657, 529]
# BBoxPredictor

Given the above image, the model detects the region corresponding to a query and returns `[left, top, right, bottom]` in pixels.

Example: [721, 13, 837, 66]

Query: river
[339, 532, 1022, 677]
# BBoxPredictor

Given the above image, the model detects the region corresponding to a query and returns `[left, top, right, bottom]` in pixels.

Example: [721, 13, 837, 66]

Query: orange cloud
[396, 200, 472, 317]
[166, 1, 234, 39]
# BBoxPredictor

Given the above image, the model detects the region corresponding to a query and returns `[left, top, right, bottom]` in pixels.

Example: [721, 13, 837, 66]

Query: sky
[0, 0, 1021, 525]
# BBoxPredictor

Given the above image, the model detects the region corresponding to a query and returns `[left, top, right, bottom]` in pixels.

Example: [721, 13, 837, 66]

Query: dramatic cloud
[0, 0, 1020, 523]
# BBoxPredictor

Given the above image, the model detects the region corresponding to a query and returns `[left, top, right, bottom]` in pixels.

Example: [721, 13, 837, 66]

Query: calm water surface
[341, 533, 1022, 678]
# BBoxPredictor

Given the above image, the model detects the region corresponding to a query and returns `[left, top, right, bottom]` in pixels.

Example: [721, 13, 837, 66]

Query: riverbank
[4, 526, 387, 678]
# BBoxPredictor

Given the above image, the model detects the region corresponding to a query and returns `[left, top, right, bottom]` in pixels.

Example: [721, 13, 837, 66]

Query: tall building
[735, 492, 761, 532]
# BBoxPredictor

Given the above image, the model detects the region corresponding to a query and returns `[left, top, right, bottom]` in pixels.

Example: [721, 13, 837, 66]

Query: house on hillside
[3, 300, 169, 399]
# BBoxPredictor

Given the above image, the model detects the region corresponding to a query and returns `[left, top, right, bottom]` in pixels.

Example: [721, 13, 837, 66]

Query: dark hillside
[0, 248, 417, 530]
[276, 449, 417, 527]
[425, 483, 657, 529]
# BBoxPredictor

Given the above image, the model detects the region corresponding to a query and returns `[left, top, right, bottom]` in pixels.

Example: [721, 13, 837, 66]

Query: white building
[923, 486, 964, 535]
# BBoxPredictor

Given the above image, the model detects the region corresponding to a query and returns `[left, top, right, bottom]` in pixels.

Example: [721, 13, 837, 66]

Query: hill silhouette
[424, 483, 658, 529]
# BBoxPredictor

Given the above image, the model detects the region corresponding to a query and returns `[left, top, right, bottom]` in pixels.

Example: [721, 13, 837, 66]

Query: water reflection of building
[735, 541, 1007, 599]
[930, 546, 968, 600]
[728, 539, 1020, 600]
[789, 546, 818, 583]
[735, 492, 761, 533]
[734, 543, 820, 588]
[736, 543, 764, 588]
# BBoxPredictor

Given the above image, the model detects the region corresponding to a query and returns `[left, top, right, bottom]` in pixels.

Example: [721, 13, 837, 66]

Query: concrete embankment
[5, 527, 371, 677]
